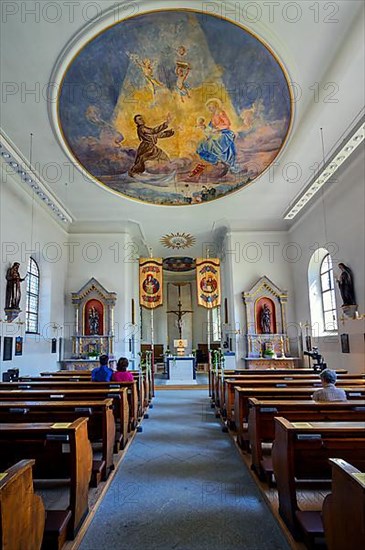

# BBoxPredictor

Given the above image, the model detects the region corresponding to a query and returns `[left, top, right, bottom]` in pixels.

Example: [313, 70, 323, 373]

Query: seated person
[312, 368, 347, 402]
[112, 357, 134, 382]
[91, 354, 113, 382]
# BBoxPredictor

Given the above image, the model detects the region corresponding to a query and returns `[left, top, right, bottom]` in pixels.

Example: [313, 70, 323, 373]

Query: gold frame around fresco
[55, 7, 294, 207]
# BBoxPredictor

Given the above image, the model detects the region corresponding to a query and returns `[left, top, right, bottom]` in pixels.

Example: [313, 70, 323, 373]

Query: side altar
[242, 276, 300, 369]
[61, 278, 116, 370]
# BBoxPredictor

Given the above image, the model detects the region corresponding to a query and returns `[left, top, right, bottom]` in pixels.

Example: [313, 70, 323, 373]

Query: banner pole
[149, 247, 155, 397]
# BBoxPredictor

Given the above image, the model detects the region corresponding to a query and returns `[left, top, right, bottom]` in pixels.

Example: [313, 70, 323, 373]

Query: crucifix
[167, 283, 193, 339]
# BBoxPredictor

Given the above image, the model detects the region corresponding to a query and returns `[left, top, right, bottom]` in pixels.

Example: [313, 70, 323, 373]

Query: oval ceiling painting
[58, 10, 292, 206]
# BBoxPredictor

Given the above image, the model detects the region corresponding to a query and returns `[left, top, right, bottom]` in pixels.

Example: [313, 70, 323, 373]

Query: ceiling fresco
[58, 10, 292, 206]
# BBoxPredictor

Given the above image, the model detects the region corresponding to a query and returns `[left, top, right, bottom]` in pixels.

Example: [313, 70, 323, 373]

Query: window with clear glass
[212, 306, 221, 342]
[320, 254, 338, 332]
[26, 257, 40, 333]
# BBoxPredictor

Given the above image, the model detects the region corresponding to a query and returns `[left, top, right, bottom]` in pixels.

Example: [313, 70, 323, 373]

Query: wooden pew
[0, 418, 92, 539]
[0, 459, 45, 550]
[36, 371, 151, 415]
[234, 385, 365, 435]
[0, 380, 137, 432]
[40, 369, 91, 378]
[0, 388, 130, 450]
[246, 398, 365, 480]
[271, 418, 365, 542]
[40, 369, 154, 405]
[322, 458, 365, 550]
[0, 399, 115, 486]
[223, 377, 365, 425]
[211, 369, 350, 404]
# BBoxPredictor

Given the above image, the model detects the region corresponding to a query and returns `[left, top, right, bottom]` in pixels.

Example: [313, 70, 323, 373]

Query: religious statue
[5, 263, 26, 309]
[167, 285, 193, 339]
[88, 306, 100, 335]
[337, 263, 356, 306]
[260, 303, 271, 334]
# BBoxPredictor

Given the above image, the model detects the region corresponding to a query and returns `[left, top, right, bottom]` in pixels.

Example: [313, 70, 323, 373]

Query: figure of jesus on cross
[167, 284, 193, 339]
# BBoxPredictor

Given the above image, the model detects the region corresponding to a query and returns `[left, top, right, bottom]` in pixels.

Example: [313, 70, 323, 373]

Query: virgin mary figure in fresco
[196, 98, 240, 175]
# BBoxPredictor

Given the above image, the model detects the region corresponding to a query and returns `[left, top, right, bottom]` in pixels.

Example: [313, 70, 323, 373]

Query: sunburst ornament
[160, 232, 196, 250]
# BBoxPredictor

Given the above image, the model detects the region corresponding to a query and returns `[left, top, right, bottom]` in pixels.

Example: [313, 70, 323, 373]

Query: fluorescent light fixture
[284, 120, 364, 220]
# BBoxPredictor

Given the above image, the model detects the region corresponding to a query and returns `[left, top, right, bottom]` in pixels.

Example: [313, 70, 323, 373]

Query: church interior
[0, 1, 364, 549]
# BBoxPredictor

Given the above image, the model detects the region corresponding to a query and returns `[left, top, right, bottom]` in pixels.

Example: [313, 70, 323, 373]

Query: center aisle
[79, 390, 290, 550]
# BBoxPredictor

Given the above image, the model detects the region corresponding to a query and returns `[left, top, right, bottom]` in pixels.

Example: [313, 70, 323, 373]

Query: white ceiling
[1, 0, 364, 256]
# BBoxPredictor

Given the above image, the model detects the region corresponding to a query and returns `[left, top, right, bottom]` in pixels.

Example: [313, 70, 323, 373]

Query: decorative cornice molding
[0, 131, 72, 225]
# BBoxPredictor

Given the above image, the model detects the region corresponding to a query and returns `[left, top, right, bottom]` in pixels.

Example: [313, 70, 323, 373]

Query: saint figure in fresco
[175, 62, 191, 102]
[128, 54, 163, 98]
[196, 98, 239, 175]
[128, 114, 174, 176]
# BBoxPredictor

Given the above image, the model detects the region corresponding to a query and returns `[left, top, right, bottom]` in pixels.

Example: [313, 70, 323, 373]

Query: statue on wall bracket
[336, 262, 358, 319]
[4, 262, 27, 322]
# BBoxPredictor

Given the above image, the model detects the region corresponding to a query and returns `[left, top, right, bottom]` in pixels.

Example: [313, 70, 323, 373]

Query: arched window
[26, 257, 40, 333]
[320, 254, 338, 332]
[212, 306, 221, 342]
[308, 248, 338, 336]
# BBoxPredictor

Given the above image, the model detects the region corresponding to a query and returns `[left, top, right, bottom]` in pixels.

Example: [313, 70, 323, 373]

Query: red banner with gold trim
[196, 258, 221, 308]
[139, 258, 163, 309]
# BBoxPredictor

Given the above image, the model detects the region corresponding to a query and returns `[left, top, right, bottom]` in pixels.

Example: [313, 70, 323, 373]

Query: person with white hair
[312, 369, 347, 402]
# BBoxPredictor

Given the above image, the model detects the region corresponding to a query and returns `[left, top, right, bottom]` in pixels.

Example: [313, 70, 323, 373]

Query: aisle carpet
[79, 390, 290, 550]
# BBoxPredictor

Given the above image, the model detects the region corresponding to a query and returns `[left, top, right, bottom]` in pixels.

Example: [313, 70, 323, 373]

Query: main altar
[242, 276, 299, 369]
[165, 339, 196, 384]
[166, 356, 197, 384]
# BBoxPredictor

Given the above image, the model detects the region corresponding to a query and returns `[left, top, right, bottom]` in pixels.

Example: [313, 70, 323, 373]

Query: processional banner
[139, 258, 163, 309]
[196, 258, 221, 308]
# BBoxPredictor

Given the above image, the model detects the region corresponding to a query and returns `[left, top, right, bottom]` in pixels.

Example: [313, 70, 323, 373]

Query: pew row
[246, 398, 365, 481]
[322, 458, 365, 550]
[271, 418, 365, 544]
[210, 369, 351, 403]
[234, 385, 365, 434]
[223, 378, 365, 425]
[39, 369, 154, 405]
[0, 459, 45, 550]
[0, 399, 115, 486]
[25, 374, 150, 415]
[0, 418, 92, 540]
[0, 387, 129, 450]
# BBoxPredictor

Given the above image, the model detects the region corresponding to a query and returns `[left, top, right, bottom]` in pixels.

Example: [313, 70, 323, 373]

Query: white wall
[289, 149, 365, 373]
[0, 166, 68, 376]
[64, 231, 140, 367]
